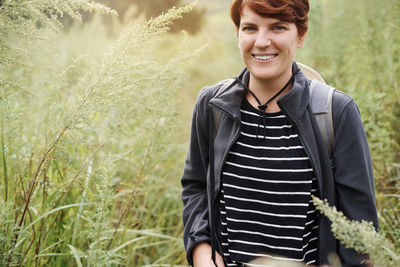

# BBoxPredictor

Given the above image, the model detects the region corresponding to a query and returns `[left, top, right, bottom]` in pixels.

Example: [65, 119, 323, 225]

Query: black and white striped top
[219, 97, 319, 267]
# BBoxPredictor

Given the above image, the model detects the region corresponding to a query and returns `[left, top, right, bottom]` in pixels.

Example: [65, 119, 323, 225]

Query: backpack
[208, 64, 335, 263]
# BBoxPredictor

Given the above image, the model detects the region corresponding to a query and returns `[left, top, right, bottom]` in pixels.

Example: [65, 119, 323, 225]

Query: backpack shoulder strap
[309, 80, 336, 158]
[212, 79, 235, 139]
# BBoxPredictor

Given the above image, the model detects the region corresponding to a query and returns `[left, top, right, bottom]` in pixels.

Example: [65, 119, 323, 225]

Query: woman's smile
[252, 54, 278, 62]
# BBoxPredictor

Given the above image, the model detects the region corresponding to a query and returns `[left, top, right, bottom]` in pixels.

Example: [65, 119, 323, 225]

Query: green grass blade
[111, 236, 147, 253]
[113, 229, 181, 241]
[23, 202, 96, 231]
[1, 114, 8, 201]
[68, 245, 84, 267]
[39, 238, 66, 254]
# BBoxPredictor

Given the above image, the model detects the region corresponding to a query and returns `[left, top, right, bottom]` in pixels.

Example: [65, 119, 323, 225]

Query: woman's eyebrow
[240, 21, 257, 27]
[270, 21, 289, 26]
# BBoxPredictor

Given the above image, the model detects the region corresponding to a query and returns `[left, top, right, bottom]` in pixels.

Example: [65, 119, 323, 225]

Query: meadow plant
[0, 0, 198, 265]
[68, 157, 122, 266]
[313, 196, 400, 267]
[0, 0, 116, 67]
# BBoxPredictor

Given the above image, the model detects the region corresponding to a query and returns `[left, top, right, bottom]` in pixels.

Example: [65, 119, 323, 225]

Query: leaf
[111, 236, 147, 253]
[23, 202, 96, 231]
[68, 245, 83, 267]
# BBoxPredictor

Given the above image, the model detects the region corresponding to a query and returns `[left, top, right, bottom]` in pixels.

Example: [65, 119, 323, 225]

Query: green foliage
[0, 0, 116, 67]
[0, 200, 22, 265]
[299, 0, 400, 180]
[72, 158, 122, 267]
[0, 0, 198, 266]
[376, 164, 400, 252]
[313, 196, 400, 266]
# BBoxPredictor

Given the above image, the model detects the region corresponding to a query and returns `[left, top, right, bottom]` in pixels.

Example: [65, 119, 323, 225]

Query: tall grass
[0, 1, 199, 266]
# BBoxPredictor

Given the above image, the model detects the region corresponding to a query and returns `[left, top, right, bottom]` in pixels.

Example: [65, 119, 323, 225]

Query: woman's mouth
[253, 54, 278, 61]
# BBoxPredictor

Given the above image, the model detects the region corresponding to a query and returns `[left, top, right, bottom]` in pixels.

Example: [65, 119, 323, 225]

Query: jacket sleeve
[332, 94, 379, 266]
[181, 86, 213, 265]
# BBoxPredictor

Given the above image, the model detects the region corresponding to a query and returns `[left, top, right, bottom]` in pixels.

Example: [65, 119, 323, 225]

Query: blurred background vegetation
[0, 0, 399, 266]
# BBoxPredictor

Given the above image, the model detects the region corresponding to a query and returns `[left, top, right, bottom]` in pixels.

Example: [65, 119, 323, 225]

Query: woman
[181, 0, 378, 266]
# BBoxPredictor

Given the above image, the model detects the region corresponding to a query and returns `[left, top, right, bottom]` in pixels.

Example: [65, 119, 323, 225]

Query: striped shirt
[219, 98, 320, 267]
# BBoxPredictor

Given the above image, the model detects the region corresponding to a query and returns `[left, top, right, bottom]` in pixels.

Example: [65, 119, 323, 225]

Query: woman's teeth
[254, 55, 276, 60]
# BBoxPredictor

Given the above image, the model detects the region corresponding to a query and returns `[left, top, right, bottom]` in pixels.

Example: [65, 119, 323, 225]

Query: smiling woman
[237, 8, 305, 109]
[181, 1, 379, 267]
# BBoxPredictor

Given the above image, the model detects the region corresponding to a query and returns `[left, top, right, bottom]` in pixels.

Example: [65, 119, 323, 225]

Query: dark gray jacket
[181, 63, 378, 266]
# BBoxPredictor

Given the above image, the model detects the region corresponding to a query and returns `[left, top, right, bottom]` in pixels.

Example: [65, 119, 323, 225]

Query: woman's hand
[193, 242, 225, 267]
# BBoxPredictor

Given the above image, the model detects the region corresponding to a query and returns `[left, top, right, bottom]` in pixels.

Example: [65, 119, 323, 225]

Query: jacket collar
[208, 62, 311, 122]
[278, 62, 311, 122]
[208, 68, 247, 119]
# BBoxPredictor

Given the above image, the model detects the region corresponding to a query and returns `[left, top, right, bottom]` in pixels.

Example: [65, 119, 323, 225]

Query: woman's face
[238, 6, 305, 85]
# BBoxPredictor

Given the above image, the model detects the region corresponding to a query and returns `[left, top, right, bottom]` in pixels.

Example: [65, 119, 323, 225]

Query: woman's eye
[243, 26, 256, 31]
[273, 25, 286, 31]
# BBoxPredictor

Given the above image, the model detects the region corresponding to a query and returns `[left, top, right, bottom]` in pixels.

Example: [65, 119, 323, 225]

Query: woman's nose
[254, 31, 272, 48]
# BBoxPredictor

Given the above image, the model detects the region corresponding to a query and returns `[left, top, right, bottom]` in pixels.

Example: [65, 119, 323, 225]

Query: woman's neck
[248, 73, 294, 104]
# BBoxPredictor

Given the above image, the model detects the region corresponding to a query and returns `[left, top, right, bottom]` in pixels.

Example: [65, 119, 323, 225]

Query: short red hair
[231, 0, 309, 36]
